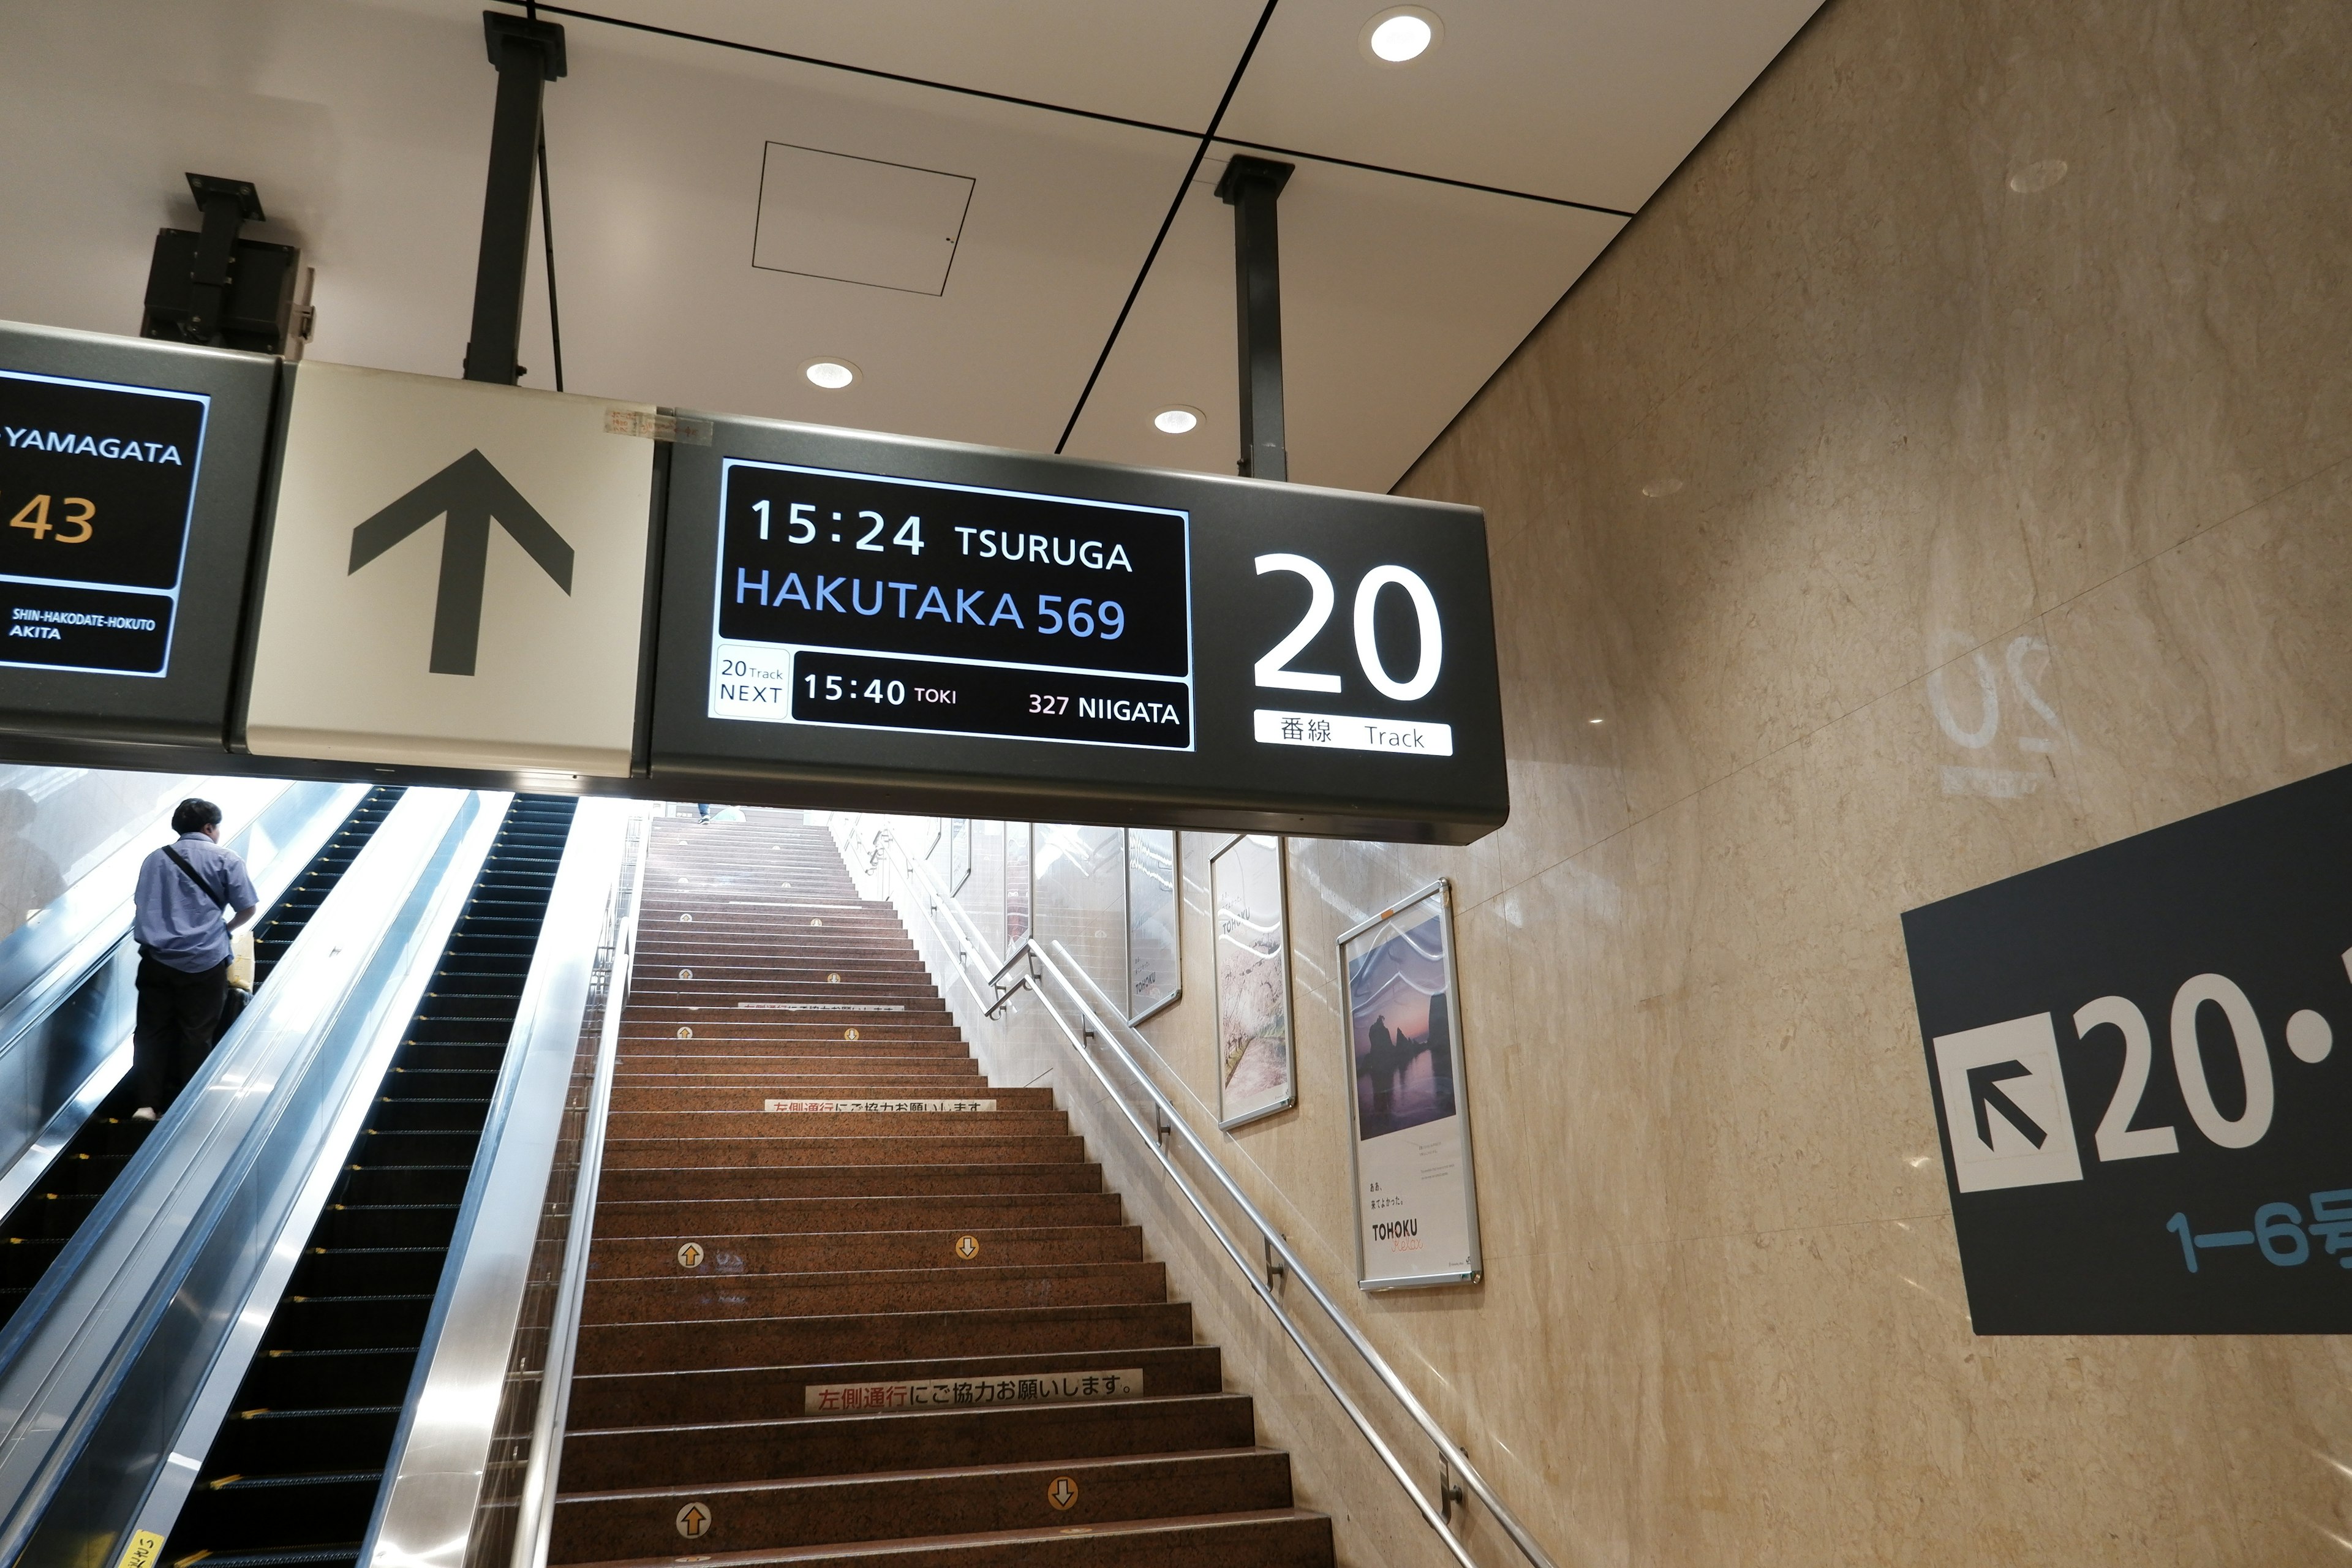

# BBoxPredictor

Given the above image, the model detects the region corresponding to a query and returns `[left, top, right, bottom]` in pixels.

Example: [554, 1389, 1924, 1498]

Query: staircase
[551, 813, 1333, 1566]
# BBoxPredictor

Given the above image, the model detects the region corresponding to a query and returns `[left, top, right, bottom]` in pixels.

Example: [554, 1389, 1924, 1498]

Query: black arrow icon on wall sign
[1965, 1060, 2048, 1150]
[347, 449, 573, 677]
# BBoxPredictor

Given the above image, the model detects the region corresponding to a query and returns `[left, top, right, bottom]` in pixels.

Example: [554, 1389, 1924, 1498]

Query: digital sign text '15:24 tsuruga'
[710, 459, 1194, 752]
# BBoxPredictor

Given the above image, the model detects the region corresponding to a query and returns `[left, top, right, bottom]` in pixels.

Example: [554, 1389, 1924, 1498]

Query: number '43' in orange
[7, 495, 94, 544]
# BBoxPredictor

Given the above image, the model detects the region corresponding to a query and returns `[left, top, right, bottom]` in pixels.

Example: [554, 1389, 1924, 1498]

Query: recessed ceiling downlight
[1153, 406, 1202, 435]
[1361, 7, 1441, 64]
[804, 359, 858, 390]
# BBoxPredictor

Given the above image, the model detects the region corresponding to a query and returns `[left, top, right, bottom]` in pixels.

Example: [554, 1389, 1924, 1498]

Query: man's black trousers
[133, 954, 230, 1112]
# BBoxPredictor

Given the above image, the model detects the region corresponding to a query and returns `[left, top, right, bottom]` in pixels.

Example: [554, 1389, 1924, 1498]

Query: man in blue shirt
[130, 797, 258, 1121]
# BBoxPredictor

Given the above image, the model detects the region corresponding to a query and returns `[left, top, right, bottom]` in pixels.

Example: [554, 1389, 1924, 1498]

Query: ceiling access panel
[525, 13, 1197, 451]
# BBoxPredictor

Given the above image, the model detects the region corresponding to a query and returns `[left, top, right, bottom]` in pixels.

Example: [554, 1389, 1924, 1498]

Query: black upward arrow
[347, 449, 573, 677]
[1965, 1059, 2048, 1150]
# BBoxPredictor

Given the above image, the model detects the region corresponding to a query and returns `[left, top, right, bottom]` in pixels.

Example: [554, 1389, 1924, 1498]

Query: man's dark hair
[172, 798, 223, 835]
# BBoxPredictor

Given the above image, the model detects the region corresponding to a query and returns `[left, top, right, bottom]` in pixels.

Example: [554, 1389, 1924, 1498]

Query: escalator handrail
[0, 790, 511, 1566]
[361, 797, 648, 1568]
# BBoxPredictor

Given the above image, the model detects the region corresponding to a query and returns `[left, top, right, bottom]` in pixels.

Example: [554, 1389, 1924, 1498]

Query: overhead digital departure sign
[0, 368, 207, 676]
[711, 461, 1194, 750]
[0, 321, 1502, 840]
[0, 321, 276, 756]
[653, 416, 1509, 843]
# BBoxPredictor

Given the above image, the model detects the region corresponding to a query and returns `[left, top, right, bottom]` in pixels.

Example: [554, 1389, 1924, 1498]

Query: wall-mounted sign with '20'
[1904, 763, 2352, 1333]
[655, 417, 1506, 842]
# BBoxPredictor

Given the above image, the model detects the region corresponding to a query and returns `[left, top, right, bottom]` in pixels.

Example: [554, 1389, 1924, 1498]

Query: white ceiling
[0, 0, 1823, 492]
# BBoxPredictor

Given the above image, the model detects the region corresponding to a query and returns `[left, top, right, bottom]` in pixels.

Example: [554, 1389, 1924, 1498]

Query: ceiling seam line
[492, 1, 1200, 140]
[1055, 0, 1286, 455]
[492, 3, 1638, 219]
[1210, 138, 1638, 218]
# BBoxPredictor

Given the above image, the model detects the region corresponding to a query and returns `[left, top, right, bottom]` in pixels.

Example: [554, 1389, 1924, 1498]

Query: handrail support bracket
[1440, 1458, 1468, 1526]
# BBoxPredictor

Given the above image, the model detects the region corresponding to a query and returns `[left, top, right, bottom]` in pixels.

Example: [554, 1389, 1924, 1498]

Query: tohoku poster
[1340, 880, 1482, 1287]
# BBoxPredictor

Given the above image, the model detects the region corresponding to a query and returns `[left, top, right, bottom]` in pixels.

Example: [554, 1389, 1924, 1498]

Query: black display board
[0, 321, 277, 748]
[651, 418, 1507, 841]
[1903, 763, 2352, 1333]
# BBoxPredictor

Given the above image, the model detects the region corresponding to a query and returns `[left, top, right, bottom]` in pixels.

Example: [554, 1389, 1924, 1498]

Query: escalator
[162, 794, 578, 1567]
[0, 787, 402, 1329]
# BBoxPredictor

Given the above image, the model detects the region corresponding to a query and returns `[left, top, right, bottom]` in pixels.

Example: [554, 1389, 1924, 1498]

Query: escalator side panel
[159, 797, 580, 1567]
[367, 799, 635, 1564]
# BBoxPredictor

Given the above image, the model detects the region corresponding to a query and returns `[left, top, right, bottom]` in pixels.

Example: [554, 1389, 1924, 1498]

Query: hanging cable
[526, 0, 564, 391]
[537, 124, 564, 391]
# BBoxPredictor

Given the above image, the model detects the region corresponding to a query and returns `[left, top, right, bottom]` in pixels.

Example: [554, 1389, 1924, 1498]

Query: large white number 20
[2070, 973, 2275, 1160]
[1253, 554, 1340, 692]
[1254, 554, 1444, 701]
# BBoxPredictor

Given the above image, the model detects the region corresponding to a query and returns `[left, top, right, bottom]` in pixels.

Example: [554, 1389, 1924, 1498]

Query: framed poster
[1003, 821, 1031, 951]
[1125, 828, 1182, 1023]
[1211, 834, 1295, 1127]
[1339, 880, 1482, 1289]
[947, 818, 971, 893]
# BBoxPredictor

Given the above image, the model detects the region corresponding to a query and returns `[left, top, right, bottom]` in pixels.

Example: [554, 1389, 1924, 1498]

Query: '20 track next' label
[707, 459, 1193, 750]
[1902, 763, 2352, 1334]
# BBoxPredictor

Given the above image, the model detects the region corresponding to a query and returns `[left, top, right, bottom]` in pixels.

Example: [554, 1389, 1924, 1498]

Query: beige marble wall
[1129, 0, 2352, 1559]
[853, 0, 2352, 1558]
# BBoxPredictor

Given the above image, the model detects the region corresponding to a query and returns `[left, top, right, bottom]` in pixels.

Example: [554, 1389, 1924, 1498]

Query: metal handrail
[855, 822, 1556, 1568]
[502, 804, 650, 1568]
[363, 798, 646, 1568]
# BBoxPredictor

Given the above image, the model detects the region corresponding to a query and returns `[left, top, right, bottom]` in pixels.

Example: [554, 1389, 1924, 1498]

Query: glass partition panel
[1124, 829, 1180, 1023]
[0, 766, 202, 948]
[1033, 824, 1123, 1001]
[1002, 823, 1031, 951]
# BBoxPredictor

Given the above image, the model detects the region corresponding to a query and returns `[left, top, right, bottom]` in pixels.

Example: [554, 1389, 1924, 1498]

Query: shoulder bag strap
[160, 845, 230, 910]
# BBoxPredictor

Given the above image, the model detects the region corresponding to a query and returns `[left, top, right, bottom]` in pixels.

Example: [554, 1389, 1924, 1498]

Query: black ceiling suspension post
[1215, 154, 1295, 481]
[462, 10, 567, 385]
[184, 175, 258, 340]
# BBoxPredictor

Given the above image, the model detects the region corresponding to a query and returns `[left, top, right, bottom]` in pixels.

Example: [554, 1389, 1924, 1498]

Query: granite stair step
[604, 1109, 1066, 1137]
[573, 1301, 1196, 1377]
[565, 1344, 1221, 1428]
[589, 1167, 1109, 1209]
[615, 1042, 979, 1057]
[557, 1393, 1259, 1491]
[558, 1509, 1333, 1568]
[550, 1447, 1295, 1560]
[579, 1259, 1169, 1322]
[592, 1225, 1141, 1278]
[608, 1084, 1032, 1110]
[597, 1134, 1088, 1169]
